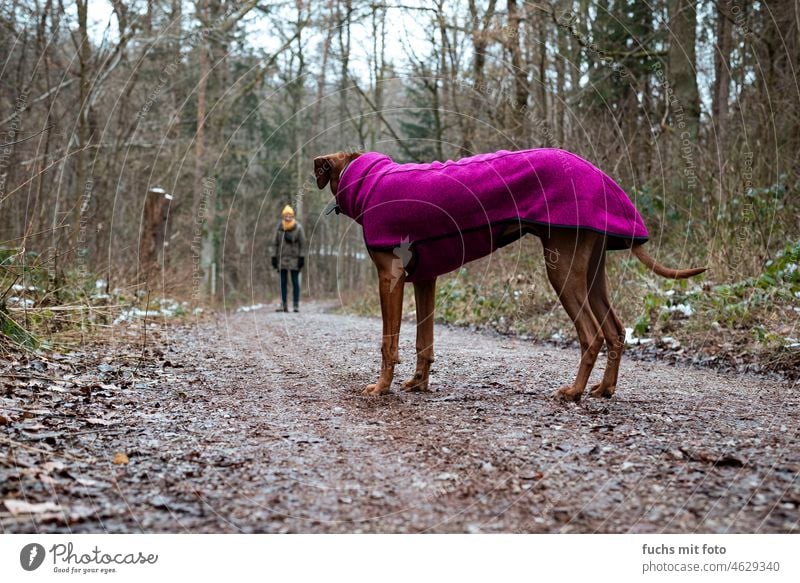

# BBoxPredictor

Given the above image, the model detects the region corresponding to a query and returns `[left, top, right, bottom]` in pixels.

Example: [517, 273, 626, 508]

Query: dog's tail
[631, 244, 707, 279]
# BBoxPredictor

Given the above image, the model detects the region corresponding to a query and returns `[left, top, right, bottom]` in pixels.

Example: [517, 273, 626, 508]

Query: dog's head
[313, 151, 362, 196]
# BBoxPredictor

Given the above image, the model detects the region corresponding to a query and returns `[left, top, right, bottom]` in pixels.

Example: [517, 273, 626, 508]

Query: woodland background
[0, 0, 798, 370]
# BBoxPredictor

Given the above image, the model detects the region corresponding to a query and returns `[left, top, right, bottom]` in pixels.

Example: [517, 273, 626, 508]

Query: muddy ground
[1, 303, 798, 533]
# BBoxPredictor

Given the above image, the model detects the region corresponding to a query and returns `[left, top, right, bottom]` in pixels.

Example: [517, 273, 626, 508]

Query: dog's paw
[554, 385, 583, 402]
[589, 383, 616, 399]
[401, 375, 430, 392]
[363, 382, 391, 396]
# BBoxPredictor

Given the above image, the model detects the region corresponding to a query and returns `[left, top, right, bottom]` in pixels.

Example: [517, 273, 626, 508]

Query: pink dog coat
[335, 148, 649, 282]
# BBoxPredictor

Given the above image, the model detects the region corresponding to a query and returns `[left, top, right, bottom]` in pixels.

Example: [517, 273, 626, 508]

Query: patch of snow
[665, 302, 694, 317]
[11, 284, 38, 292]
[660, 336, 681, 349]
[157, 298, 181, 317]
[112, 298, 187, 325]
[7, 296, 34, 308]
[113, 308, 149, 324]
[95, 279, 106, 290]
[625, 327, 653, 345]
[237, 303, 266, 313]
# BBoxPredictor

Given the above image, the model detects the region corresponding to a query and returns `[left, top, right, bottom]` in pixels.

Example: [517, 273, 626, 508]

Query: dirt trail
[3, 303, 798, 533]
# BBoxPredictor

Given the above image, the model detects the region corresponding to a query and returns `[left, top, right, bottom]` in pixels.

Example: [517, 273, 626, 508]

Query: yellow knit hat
[281, 205, 296, 231]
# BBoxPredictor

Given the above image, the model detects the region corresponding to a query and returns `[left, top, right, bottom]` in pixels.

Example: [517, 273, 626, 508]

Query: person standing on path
[271, 204, 306, 312]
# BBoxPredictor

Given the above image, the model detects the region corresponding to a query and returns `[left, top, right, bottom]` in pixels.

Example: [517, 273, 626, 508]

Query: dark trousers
[280, 269, 300, 308]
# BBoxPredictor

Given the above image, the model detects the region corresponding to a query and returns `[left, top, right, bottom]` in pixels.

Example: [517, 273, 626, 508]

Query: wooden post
[140, 187, 171, 280]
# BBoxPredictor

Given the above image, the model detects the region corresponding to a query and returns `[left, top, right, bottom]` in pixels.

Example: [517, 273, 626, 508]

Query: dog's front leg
[402, 278, 436, 392]
[364, 251, 405, 395]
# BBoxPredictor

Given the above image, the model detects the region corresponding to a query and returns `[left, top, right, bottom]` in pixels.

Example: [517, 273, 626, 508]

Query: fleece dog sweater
[335, 149, 649, 282]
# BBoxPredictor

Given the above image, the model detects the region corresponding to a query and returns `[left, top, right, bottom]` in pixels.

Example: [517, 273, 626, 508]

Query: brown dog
[314, 151, 706, 401]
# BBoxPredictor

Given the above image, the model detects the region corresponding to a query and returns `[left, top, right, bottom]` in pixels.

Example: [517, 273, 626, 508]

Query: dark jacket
[272, 222, 306, 271]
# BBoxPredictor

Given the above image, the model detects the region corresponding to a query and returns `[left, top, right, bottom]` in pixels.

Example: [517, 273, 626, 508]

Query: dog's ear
[314, 156, 332, 190]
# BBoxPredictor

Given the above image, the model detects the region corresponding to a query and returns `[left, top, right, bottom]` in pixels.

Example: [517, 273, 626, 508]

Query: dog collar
[323, 162, 355, 216]
[324, 198, 341, 215]
[339, 160, 353, 182]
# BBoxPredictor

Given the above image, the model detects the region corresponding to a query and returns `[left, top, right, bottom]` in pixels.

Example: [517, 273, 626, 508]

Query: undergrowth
[0, 247, 198, 352]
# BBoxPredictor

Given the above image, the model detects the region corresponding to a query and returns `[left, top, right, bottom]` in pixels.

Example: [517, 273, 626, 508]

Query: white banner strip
[1, 534, 797, 582]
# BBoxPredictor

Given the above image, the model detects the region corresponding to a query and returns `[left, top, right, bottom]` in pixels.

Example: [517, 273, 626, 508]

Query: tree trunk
[536, 7, 548, 127]
[668, 0, 700, 138]
[368, 3, 386, 150]
[71, 0, 92, 264]
[194, 0, 211, 296]
[713, 2, 732, 143]
[463, 0, 497, 155]
[312, 0, 334, 139]
[505, 0, 529, 142]
[435, 0, 449, 161]
[337, 0, 353, 125]
[554, 0, 569, 146]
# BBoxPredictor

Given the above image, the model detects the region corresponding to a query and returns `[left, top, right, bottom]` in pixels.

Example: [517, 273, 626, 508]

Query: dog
[314, 148, 706, 401]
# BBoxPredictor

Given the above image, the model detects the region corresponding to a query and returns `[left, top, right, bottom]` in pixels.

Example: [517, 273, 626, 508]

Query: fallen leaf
[435, 472, 459, 481]
[39, 474, 57, 486]
[149, 495, 171, 509]
[72, 477, 111, 491]
[714, 455, 745, 468]
[519, 472, 544, 481]
[40, 461, 66, 473]
[4, 499, 61, 515]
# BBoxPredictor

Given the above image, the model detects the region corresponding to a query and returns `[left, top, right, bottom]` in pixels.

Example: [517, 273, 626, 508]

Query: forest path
[2, 303, 798, 533]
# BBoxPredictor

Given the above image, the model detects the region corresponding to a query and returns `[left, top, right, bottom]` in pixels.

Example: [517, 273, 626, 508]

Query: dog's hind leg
[365, 251, 405, 396]
[402, 278, 436, 392]
[544, 230, 605, 402]
[586, 242, 625, 398]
